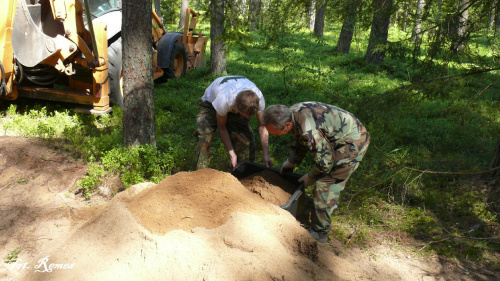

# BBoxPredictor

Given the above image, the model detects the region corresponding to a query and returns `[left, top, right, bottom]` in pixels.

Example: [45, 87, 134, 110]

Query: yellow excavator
[0, 0, 207, 113]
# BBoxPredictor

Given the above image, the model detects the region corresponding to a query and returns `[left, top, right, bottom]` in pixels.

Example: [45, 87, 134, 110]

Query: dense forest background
[1, 0, 499, 272]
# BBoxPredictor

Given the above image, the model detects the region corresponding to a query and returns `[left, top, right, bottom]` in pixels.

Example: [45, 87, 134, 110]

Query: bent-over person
[263, 102, 370, 243]
[194, 75, 272, 170]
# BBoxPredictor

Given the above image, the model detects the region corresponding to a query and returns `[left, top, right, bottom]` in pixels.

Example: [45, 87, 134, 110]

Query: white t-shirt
[201, 76, 265, 116]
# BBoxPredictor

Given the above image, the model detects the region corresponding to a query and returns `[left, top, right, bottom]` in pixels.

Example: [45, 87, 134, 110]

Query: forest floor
[0, 136, 498, 281]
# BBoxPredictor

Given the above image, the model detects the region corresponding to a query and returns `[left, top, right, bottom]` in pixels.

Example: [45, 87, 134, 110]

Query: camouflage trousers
[194, 100, 255, 170]
[310, 135, 370, 233]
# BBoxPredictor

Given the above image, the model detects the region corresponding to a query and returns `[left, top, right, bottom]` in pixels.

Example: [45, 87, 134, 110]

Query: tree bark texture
[495, 0, 500, 37]
[314, 0, 328, 36]
[240, 0, 247, 14]
[365, 0, 394, 64]
[210, 0, 227, 74]
[178, 0, 189, 30]
[122, 0, 156, 147]
[336, 0, 360, 54]
[413, 0, 425, 44]
[450, 0, 469, 53]
[488, 1, 497, 30]
[249, 0, 262, 31]
[154, 0, 162, 18]
[438, 0, 443, 22]
[402, 0, 409, 32]
[309, 0, 316, 31]
[488, 136, 500, 215]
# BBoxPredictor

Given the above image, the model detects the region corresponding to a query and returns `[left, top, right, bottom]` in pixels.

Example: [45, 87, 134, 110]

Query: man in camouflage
[194, 76, 272, 170]
[263, 102, 370, 243]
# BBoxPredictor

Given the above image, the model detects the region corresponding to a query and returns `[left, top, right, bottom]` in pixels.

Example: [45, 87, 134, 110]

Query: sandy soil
[240, 169, 298, 206]
[0, 136, 498, 280]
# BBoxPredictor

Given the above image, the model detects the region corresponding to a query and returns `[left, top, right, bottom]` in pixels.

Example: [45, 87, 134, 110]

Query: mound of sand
[126, 169, 277, 234]
[3, 138, 494, 281]
[20, 169, 335, 281]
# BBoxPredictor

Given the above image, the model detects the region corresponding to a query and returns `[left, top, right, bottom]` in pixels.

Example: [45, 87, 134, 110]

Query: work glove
[298, 174, 315, 188]
[280, 159, 295, 174]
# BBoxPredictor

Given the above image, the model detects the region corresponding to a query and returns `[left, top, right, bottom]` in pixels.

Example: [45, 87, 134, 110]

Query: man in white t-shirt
[194, 75, 272, 170]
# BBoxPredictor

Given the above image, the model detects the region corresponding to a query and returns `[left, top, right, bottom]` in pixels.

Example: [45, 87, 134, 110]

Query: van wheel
[163, 40, 187, 79]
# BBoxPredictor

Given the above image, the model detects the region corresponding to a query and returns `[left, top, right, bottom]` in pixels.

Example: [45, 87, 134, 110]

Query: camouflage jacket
[288, 102, 370, 178]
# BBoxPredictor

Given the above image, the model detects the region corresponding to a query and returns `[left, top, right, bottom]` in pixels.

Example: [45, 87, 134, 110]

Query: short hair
[263, 105, 292, 130]
[235, 90, 260, 117]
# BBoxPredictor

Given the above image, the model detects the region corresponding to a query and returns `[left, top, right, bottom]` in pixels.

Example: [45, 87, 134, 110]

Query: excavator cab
[0, 0, 111, 113]
[0, 0, 207, 113]
[89, 0, 116, 16]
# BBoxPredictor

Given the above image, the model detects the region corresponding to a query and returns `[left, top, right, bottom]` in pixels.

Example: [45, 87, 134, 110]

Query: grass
[1, 22, 499, 271]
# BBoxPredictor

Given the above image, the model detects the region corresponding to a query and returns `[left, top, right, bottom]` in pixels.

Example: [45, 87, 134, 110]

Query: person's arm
[292, 116, 335, 178]
[305, 129, 335, 178]
[216, 113, 238, 169]
[256, 111, 272, 167]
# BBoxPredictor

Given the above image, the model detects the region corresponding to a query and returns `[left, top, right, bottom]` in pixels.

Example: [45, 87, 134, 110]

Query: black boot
[307, 228, 328, 243]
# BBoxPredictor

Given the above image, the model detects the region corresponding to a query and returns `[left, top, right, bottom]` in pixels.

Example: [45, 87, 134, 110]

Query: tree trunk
[488, 1, 497, 30]
[497, 4, 500, 38]
[249, 0, 262, 31]
[437, 0, 443, 31]
[365, 0, 394, 64]
[240, 0, 247, 14]
[210, 0, 227, 74]
[154, 0, 161, 18]
[438, 0, 443, 22]
[487, 136, 500, 216]
[178, 0, 189, 30]
[309, 0, 316, 31]
[314, 0, 328, 36]
[450, 0, 469, 53]
[402, 0, 409, 32]
[336, 0, 360, 54]
[493, 0, 500, 36]
[122, 0, 156, 147]
[413, 0, 425, 44]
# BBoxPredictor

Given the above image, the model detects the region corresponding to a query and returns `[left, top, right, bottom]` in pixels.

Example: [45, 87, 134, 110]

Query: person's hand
[280, 159, 295, 174]
[298, 174, 315, 187]
[263, 153, 273, 167]
[229, 151, 238, 170]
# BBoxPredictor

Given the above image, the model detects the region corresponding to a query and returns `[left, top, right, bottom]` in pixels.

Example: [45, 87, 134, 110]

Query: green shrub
[101, 145, 174, 187]
[4, 248, 21, 264]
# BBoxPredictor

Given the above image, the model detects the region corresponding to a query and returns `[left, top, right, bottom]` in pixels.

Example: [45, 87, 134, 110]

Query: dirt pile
[126, 169, 278, 234]
[19, 169, 328, 281]
[2, 137, 496, 281]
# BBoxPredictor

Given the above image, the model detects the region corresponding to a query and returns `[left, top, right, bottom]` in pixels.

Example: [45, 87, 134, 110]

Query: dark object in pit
[232, 162, 304, 216]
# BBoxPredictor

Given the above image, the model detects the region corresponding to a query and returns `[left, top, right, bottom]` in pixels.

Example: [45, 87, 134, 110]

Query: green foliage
[77, 163, 106, 200]
[62, 113, 122, 162]
[4, 248, 21, 264]
[76, 144, 176, 198]
[101, 145, 174, 187]
[2, 105, 77, 138]
[159, 0, 182, 25]
[259, 0, 308, 49]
